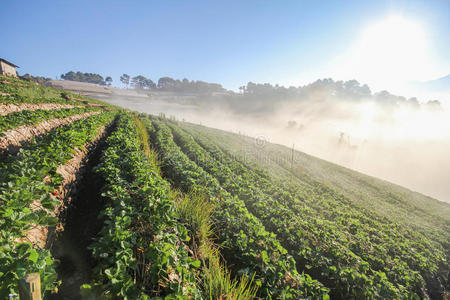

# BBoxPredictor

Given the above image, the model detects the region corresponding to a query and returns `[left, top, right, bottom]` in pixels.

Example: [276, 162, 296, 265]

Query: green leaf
[28, 249, 39, 263]
[261, 250, 269, 264]
[39, 215, 57, 226]
[191, 260, 201, 268]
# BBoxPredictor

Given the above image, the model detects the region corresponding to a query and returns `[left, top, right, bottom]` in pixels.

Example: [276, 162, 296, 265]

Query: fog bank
[100, 92, 450, 204]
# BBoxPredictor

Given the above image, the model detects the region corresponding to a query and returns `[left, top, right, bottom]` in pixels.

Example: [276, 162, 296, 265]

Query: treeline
[237, 78, 441, 108]
[59, 71, 226, 94]
[20, 73, 52, 86]
[60, 71, 112, 86]
[120, 74, 226, 94]
[57, 70, 440, 109]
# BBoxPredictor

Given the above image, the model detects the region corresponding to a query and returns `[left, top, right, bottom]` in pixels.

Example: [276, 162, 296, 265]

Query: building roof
[0, 58, 19, 68]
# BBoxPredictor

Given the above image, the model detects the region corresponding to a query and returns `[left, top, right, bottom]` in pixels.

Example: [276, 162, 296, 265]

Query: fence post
[18, 273, 41, 300]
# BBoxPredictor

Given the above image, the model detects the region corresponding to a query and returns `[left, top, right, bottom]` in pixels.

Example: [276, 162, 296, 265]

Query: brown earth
[0, 103, 82, 116]
[22, 122, 111, 248]
[53, 125, 107, 214]
[0, 111, 101, 154]
[0, 80, 25, 86]
[49, 120, 116, 299]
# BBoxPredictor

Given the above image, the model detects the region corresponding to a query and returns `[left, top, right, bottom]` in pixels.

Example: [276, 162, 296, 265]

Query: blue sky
[2, 0, 449, 91]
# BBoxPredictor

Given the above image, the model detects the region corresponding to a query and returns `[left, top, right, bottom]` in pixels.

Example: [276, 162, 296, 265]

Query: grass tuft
[132, 113, 161, 175]
[174, 190, 259, 300]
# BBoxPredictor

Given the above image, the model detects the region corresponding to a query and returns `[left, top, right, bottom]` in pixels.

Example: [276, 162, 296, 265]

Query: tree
[105, 76, 113, 86]
[157, 77, 177, 90]
[61, 71, 76, 81]
[120, 74, 130, 88]
[61, 71, 105, 85]
[131, 75, 148, 90]
[145, 78, 156, 89]
[20, 73, 51, 85]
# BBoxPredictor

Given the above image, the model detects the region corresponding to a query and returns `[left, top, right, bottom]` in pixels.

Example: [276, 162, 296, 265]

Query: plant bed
[0, 103, 82, 116]
[0, 111, 101, 154]
[48, 118, 118, 300]
[84, 113, 202, 299]
[0, 111, 117, 297]
[146, 117, 328, 299]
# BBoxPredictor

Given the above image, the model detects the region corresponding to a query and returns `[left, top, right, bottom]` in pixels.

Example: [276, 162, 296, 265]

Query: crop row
[169, 122, 397, 298]
[85, 113, 201, 298]
[0, 106, 102, 133]
[181, 123, 448, 251]
[0, 111, 116, 297]
[168, 120, 440, 299]
[182, 123, 449, 293]
[230, 132, 450, 254]
[248, 132, 450, 245]
[145, 117, 329, 299]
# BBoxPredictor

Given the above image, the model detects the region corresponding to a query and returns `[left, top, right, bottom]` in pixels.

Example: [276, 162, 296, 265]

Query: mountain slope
[175, 120, 450, 298]
[1, 75, 449, 299]
[179, 122, 450, 227]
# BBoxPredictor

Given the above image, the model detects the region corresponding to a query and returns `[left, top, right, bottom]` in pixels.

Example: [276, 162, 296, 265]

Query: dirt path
[21, 125, 109, 248]
[48, 121, 115, 299]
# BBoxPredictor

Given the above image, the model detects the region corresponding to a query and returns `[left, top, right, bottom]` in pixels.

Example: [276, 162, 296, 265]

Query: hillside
[1, 75, 449, 299]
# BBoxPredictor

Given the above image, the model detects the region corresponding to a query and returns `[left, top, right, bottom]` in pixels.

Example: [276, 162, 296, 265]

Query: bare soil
[0, 111, 101, 154]
[48, 120, 116, 299]
[20, 123, 109, 248]
[0, 103, 82, 116]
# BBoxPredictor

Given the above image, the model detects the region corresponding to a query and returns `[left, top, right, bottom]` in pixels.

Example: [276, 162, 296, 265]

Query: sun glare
[344, 15, 434, 88]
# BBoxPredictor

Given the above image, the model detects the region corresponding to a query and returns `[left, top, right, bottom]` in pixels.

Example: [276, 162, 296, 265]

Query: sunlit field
[1, 1, 449, 299]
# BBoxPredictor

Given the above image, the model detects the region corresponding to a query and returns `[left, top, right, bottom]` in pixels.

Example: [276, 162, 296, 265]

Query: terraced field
[1, 75, 449, 299]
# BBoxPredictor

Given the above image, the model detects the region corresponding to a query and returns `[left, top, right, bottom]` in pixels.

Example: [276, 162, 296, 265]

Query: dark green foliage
[157, 77, 225, 93]
[61, 71, 106, 85]
[120, 74, 130, 87]
[20, 73, 52, 85]
[177, 120, 449, 299]
[2, 75, 447, 298]
[0, 112, 116, 297]
[0, 106, 101, 133]
[131, 75, 155, 90]
[145, 117, 329, 299]
[105, 76, 112, 86]
[87, 114, 201, 298]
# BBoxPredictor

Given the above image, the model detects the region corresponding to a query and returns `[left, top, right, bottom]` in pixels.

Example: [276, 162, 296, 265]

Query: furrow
[0, 103, 83, 116]
[0, 111, 101, 153]
[23, 120, 114, 248]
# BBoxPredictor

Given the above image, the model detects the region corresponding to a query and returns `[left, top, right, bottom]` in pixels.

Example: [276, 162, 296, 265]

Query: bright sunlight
[344, 15, 435, 89]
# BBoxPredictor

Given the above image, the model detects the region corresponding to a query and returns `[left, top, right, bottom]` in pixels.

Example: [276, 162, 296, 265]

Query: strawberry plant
[0, 111, 116, 297]
[145, 117, 329, 299]
[0, 106, 102, 133]
[86, 113, 201, 298]
[177, 120, 448, 299]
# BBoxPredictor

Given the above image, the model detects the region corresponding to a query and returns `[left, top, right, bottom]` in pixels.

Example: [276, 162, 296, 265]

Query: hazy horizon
[93, 86, 450, 204]
[3, 0, 450, 201]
